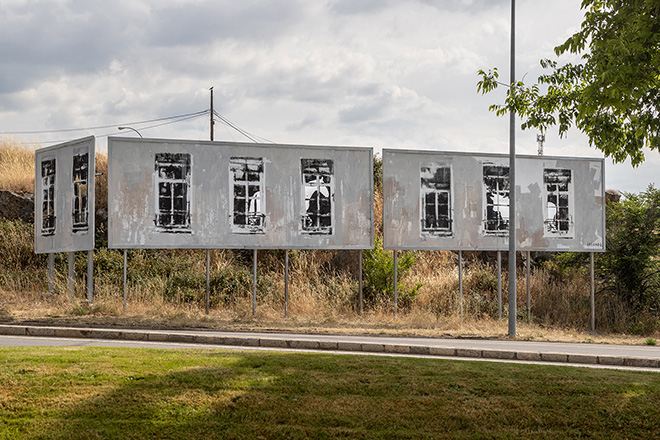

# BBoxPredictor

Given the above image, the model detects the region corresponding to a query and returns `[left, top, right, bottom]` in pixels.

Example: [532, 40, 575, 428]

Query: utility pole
[210, 87, 215, 141]
[537, 133, 545, 156]
[508, 0, 517, 337]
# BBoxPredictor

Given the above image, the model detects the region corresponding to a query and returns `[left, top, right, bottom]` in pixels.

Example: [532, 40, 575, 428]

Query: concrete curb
[1, 324, 658, 369]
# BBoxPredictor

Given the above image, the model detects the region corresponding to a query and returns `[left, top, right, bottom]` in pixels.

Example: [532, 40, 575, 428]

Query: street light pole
[508, 0, 517, 336]
[118, 126, 143, 137]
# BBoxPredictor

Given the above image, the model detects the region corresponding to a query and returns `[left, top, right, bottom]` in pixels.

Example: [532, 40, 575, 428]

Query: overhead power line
[213, 111, 273, 144]
[0, 110, 209, 135]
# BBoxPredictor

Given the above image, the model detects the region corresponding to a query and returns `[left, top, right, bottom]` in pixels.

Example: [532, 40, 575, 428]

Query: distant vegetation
[0, 138, 658, 336]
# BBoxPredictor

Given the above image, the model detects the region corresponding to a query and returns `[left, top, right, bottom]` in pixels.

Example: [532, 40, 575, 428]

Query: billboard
[34, 136, 96, 253]
[383, 150, 605, 252]
[108, 138, 374, 250]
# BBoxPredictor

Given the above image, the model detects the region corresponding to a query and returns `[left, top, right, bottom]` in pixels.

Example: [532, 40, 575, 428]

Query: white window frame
[420, 163, 452, 237]
[482, 164, 510, 236]
[154, 152, 192, 232]
[543, 168, 574, 238]
[72, 152, 89, 233]
[40, 158, 56, 236]
[230, 157, 265, 234]
[301, 158, 334, 235]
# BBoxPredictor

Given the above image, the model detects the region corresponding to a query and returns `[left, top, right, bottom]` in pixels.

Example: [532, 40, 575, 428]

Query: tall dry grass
[0, 137, 36, 193]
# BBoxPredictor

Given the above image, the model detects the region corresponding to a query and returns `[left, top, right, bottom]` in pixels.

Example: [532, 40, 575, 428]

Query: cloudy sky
[1, 0, 657, 193]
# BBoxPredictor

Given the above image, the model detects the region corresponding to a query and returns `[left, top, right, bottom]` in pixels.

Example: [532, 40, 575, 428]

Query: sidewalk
[1, 323, 659, 369]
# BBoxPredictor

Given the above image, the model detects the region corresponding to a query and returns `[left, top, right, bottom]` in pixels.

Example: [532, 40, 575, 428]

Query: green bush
[362, 237, 422, 307]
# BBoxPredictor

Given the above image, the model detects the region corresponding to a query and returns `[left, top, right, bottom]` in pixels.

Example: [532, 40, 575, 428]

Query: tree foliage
[478, 0, 660, 165]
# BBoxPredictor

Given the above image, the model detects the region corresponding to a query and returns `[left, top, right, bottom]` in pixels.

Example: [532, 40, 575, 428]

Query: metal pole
[48, 253, 54, 295]
[68, 252, 75, 302]
[210, 87, 214, 141]
[526, 251, 530, 324]
[497, 251, 502, 320]
[252, 249, 257, 316]
[123, 250, 127, 314]
[358, 251, 363, 316]
[206, 249, 210, 315]
[284, 249, 289, 318]
[590, 252, 595, 332]
[458, 250, 464, 317]
[87, 250, 94, 305]
[508, 0, 517, 336]
[393, 250, 398, 316]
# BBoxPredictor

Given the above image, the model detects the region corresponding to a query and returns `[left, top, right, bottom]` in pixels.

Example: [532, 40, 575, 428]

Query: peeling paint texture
[108, 138, 374, 250]
[382, 149, 605, 252]
[34, 136, 96, 253]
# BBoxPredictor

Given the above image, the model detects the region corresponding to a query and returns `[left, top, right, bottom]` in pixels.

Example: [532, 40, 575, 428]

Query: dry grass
[0, 137, 37, 194]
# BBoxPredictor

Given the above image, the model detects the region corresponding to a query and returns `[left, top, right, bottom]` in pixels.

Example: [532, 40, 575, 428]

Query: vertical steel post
[393, 250, 398, 317]
[123, 250, 127, 314]
[497, 251, 502, 320]
[526, 251, 531, 324]
[206, 249, 210, 315]
[358, 251, 363, 316]
[68, 252, 75, 302]
[87, 250, 94, 305]
[253, 249, 257, 316]
[590, 252, 595, 332]
[508, 0, 517, 336]
[459, 250, 464, 317]
[48, 253, 54, 295]
[284, 249, 289, 318]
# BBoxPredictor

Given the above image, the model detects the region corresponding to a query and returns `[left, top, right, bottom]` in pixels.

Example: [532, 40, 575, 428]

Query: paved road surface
[1, 324, 658, 371]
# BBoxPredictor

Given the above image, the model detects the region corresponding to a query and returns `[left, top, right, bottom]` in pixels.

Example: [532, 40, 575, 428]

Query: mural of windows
[420, 164, 452, 236]
[544, 168, 573, 237]
[155, 153, 191, 232]
[230, 157, 265, 234]
[72, 153, 89, 232]
[40, 158, 56, 236]
[482, 164, 510, 235]
[301, 158, 334, 235]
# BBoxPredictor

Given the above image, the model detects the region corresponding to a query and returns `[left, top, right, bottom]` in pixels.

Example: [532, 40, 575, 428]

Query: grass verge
[1, 347, 659, 439]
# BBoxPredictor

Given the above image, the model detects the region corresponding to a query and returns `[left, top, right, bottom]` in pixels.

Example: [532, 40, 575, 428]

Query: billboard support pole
[48, 253, 54, 295]
[87, 250, 93, 305]
[358, 251, 363, 316]
[458, 250, 464, 317]
[497, 251, 502, 320]
[590, 252, 595, 332]
[284, 249, 289, 318]
[508, 0, 517, 336]
[68, 252, 75, 302]
[253, 249, 257, 316]
[206, 249, 210, 315]
[526, 251, 530, 324]
[393, 250, 398, 317]
[123, 250, 127, 314]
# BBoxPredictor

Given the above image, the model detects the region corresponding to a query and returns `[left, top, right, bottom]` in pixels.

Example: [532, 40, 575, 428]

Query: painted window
[72, 153, 89, 232]
[544, 168, 573, 237]
[420, 164, 452, 236]
[230, 157, 265, 234]
[482, 164, 510, 235]
[40, 158, 56, 236]
[301, 159, 333, 235]
[155, 153, 191, 232]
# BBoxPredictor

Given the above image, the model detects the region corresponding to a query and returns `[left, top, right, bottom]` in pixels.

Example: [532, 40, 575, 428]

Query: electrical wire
[0, 110, 209, 135]
[213, 111, 273, 144]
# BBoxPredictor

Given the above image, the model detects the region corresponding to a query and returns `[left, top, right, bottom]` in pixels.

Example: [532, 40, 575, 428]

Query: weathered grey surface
[0, 190, 34, 223]
[382, 150, 605, 252]
[108, 138, 374, 250]
[34, 136, 95, 253]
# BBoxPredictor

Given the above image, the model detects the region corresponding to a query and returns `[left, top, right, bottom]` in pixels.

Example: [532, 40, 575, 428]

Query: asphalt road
[1, 324, 659, 372]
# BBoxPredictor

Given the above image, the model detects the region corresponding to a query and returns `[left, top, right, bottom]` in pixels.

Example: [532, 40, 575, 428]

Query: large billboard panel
[34, 136, 96, 253]
[383, 150, 605, 252]
[108, 138, 374, 249]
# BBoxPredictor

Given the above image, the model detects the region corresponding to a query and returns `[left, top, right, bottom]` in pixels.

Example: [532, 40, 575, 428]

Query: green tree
[477, 0, 660, 165]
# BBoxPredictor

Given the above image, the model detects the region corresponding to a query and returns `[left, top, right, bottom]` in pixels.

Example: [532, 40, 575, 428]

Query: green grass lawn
[1, 347, 659, 439]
